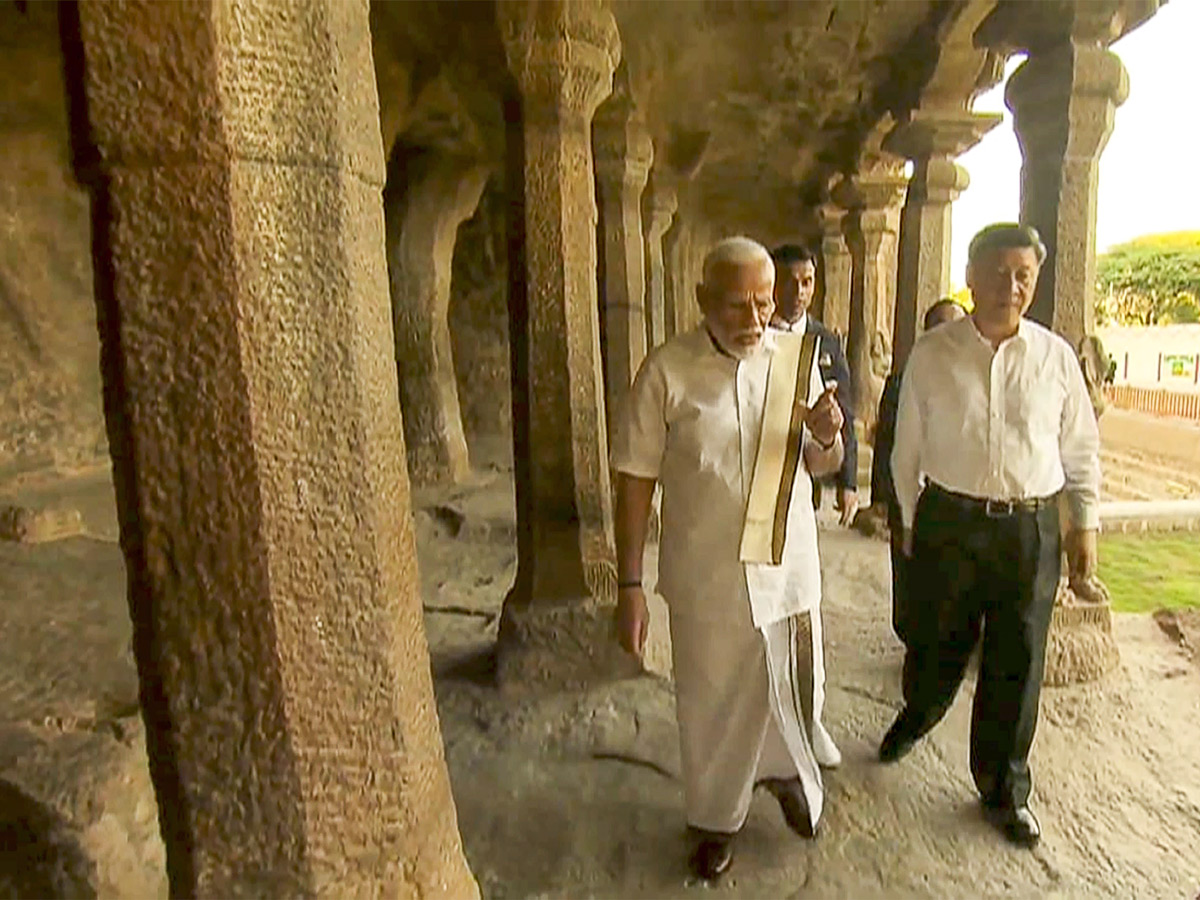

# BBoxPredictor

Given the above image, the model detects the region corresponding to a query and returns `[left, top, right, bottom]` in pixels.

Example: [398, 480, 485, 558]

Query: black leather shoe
[759, 778, 817, 839]
[983, 803, 1041, 848]
[687, 829, 735, 881]
[878, 715, 919, 763]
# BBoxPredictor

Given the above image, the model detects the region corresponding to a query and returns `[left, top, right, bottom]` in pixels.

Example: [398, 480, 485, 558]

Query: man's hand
[836, 487, 859, 527]
[804, 380, 844, 447]
[1065, 528, 1109, 604]
[901, 527, 913, 557]
[616, 586, 649, 658]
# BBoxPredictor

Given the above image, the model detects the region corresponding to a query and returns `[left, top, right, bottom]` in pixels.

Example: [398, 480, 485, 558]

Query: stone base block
[0, 505, 85, 543]
[1043, 584, 1121, 687]
[0, 717, 167, 899]
[497, 593, 670, 692]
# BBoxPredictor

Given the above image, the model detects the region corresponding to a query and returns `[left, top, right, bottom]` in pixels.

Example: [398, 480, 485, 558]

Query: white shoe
[813, 720, 842, 768]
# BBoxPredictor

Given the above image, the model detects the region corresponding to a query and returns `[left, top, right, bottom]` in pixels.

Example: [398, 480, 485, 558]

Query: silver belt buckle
[985, 498, 1015, 518]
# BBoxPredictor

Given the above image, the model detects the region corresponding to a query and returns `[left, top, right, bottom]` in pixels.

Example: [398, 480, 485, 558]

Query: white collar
[772, 313, 807, 334]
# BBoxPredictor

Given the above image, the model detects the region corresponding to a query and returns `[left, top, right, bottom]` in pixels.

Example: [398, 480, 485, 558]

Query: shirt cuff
[1066, 492, 1100, 531]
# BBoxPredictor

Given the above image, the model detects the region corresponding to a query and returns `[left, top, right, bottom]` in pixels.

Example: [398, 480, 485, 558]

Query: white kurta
[612, 326, 825, 832]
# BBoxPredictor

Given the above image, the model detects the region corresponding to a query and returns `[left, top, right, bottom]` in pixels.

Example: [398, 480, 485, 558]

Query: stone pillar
[1006, 41, 1129, 349]
[386, 152, 488, 486]
[594, 103, 653, 429]
[817, 203, 852, 339]
[642, 175, 677, 349]
[71, 1, 477, 896]
[1007, 40, 1128, 687]
[837, 166, 907, 433]
[663, 216, 689, 338]
[885, 111, 999, 370]
[496, 0, 638, 688]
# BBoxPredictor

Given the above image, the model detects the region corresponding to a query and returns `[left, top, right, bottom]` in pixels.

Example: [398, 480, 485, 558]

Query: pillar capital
[884, 109, 1002, 161]
[594, 110, 654, 191]
[817, 202, 848, 239]
[498, 0, 620, 125]
[643, 174, 678, 239]
[1007, 39, 1129, 348]
[834, 162, 908, 225]
[1006, 41, 1129, 163]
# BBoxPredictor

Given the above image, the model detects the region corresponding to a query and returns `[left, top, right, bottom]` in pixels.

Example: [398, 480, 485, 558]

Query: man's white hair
[701, 236, 773, 286]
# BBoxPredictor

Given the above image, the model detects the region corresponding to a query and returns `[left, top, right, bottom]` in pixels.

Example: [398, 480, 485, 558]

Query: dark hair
[967, 223, 1047, 266]
[770, 243, 817, 266]
[923, 298, 962, 330]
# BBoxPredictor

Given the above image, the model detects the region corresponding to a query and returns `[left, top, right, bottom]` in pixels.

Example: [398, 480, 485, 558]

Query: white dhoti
[670, 608, 823, 833]
[612, 327, 831, 836]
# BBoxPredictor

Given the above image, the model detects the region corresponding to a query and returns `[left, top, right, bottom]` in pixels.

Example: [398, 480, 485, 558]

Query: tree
[1095, 232, 1200, 326]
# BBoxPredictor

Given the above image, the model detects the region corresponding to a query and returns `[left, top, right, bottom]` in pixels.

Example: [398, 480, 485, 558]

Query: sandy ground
[2, 466, 1199, 898]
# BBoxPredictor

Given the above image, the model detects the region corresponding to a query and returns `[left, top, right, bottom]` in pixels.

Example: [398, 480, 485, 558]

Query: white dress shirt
[611, 325, 825, 626]
[772, 313, 808, 334]
[890, 316, 1101, 531]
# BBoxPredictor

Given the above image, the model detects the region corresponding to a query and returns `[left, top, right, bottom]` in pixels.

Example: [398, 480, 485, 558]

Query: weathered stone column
[817, 203, 852, 338]
[1007, 40, 1129, 349]
[837, 166, 907, 432]
[496, 0, 638, 688]
[642, 174, 677, 349]
[1006, 39, 1129, 687]
[71, 1, 476, 896]
[386, 151, 488, 486]
[885, 110, 999, 369]
[663, 216, 690, 338]
[594, 102, 653, 429]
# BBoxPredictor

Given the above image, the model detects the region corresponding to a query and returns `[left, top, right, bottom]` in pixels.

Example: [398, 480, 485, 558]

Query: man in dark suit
[769, 244, 857, 526]
[870, 298, 965, 646]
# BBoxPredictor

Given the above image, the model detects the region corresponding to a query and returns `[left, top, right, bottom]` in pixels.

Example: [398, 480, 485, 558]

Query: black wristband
[617, 580, 642, 589]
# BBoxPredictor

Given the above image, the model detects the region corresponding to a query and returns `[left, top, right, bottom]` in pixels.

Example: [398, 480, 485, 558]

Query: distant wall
[1098, 325, 1200, 394]
[0, 5, 106, 483]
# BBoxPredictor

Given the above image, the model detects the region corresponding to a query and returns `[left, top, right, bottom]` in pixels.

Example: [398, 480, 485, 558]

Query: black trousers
[888, 528, 912, 648]
[886, 508, 912, 646]
[898, 484, 1061, 808]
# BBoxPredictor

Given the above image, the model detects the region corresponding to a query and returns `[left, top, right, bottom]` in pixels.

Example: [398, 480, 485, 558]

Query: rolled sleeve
[1059, 351, 1102, 530]
[611, 353, 668, 480]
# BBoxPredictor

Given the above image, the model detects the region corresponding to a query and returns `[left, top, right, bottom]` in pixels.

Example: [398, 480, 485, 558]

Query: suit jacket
[871, 372, 903, 528]
[772, 316, 857, 491]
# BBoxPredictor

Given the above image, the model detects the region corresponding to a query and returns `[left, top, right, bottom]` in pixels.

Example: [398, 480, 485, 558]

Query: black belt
[924, 482, 1057, 518]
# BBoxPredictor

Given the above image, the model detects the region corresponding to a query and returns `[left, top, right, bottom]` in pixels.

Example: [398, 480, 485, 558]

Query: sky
[948, 0, 1199, 290]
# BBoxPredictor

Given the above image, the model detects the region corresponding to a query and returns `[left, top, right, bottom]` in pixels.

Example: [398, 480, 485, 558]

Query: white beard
[715, 333, 763, 360]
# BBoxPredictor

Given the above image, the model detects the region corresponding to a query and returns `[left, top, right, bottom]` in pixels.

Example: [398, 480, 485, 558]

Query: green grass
[1098, 531, 1200, 613]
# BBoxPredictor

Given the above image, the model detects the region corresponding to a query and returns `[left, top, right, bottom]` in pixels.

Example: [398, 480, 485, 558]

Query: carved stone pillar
[386, 152, 488, 486]
[885, 110, 1000, 370]
[594, 103, 653, 429]
[1007, 39, 1129, 687]
[817, 203, 852, 339]
[837, 166, 907, 433]
[71, 1, 477, 895]
[496, 0, 638, 688]
[663, 215, 690, 338]
[641, 175, 677, 350]
[1007, 41, 1129, 349]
